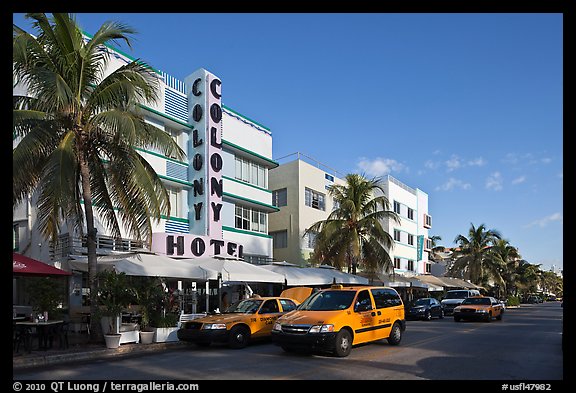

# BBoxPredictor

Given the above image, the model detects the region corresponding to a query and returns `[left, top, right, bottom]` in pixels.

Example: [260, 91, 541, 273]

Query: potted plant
[150, 312, 180, 343]
[132, 277, 165, 344]
[96, 270, 135, 349]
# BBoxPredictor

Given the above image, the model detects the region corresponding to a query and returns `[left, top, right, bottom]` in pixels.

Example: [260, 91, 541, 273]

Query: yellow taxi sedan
[177, 296, 299, 349]
[453, 296, 504, 322]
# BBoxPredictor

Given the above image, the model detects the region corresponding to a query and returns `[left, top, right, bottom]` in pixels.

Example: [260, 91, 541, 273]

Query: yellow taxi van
[177, 295, 299, 349]
[271, 284, 406, 357]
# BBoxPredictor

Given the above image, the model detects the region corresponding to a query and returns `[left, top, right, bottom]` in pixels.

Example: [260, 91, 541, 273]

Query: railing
[49, 233, 148, 260]
[274, 152, 345, 179]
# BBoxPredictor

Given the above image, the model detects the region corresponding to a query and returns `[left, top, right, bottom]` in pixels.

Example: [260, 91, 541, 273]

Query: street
[13, 302, 563, 381]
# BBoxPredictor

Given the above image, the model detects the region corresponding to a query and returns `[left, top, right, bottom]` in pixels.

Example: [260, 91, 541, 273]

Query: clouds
[524, 212, 563, 228]
[485, 172, 503, 191]
[434, 177, 471, 191]
[356, 149, 558, 194]
[428, 154, 487, 173]
[356, 157, 407, 177]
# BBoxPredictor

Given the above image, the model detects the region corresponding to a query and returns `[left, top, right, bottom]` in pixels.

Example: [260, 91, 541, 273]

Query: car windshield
[445, 291, 469, 299]
[298, 290, 356, 311]
[461, 297, 491, 306]
[413, 298, 430, 306]
[225, 299, 263, 313]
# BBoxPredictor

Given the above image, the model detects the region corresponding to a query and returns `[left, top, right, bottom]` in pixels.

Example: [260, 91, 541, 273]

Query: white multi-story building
[13, 31, 278, 306]
[268, 154, 433, 276]
[380, 175, 432, 276]
[268, 153, 345, 266]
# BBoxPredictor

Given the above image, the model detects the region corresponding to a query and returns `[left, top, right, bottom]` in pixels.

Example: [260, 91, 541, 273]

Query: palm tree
[428, 235, 445, 262]
[448, 223, 501, 285]
[486, 239, 521, 297]
[13, 13, 185, 341]
[514, 260, 542, 298]
[306, 174, 399, 275]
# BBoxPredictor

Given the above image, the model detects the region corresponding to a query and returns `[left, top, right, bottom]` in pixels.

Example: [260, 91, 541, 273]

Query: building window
[235, 205, 267, 233]
[304, 231, 317, 249]
[407, 208, 414, 220]
[325, 173, 334, 182]
[393, 201, 401, 214]
[394, 229, 401, 242]
[425, 238, 432, 251]
[407, 260, 414, 271]
[408, 234, 414, 246]
[166, 186, 182, 218]
[305, 188, 325, 211]
[272, 188, 287, 207]
[332, 199, 340, 211]
[243, 254, 270, 265]
[235, 156, 267, 188]
[424, 213, 432, 228]
[394, 257, 401, 269]
[271, 230, 288, 248]
[425, 262, 431, 273]
[166, 126, 180, 159]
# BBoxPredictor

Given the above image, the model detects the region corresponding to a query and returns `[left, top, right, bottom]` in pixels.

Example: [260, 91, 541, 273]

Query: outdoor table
[15, 320, 64, 350]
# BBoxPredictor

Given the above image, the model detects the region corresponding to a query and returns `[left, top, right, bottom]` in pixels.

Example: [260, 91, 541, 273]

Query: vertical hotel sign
[185, 69, 223, 238]
[417, 235, 424, 261]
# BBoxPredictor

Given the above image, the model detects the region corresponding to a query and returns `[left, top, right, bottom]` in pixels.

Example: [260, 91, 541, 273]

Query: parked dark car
[406, 297, 444, 320]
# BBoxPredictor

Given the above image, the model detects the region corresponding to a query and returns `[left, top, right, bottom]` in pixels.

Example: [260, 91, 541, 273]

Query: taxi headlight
[273, 322, 282, 331]
[477, 309, 487, 313]
[308, 324, 334, 334]
[202, 323, 227, 330]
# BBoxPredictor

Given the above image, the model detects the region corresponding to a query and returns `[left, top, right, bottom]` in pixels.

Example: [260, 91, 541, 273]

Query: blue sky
[13, 13, 563, 273]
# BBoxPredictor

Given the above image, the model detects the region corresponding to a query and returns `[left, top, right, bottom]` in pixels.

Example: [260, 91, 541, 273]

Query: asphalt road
[13, 302, 564, 381]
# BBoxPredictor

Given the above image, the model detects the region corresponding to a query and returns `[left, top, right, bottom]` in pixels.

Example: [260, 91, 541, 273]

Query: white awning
[260, 264, 369, 286]
[68, 253, 218, 280]
[175, 257, 286, 284]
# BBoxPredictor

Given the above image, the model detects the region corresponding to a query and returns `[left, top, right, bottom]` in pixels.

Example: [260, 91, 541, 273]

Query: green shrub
[150, 312, 178, 328]
[506, 296, 520, 307]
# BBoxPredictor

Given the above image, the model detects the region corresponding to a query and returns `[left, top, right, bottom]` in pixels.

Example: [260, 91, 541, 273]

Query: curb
[13, 341, 188, 371]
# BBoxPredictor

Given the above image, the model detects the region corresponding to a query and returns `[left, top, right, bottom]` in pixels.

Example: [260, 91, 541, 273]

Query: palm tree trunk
[79, 156, 100, 342]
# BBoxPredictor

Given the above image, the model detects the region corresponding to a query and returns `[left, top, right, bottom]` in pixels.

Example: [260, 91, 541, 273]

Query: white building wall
[13, 31, 275, 263]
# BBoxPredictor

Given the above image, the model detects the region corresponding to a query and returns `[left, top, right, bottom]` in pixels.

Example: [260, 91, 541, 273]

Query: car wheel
[454, 316, 461, 322]
[485, 313, 492, 322]
[387, 322, 402, 346]
[425, 311, 431, 321]
[228, 325, 250, 349]
[333, 329, 352, 357]
[195, 341, 211, 347]
[439, 309, 444, 319]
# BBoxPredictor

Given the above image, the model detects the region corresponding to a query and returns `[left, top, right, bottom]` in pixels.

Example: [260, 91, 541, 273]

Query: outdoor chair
[13, 325, 34, 353]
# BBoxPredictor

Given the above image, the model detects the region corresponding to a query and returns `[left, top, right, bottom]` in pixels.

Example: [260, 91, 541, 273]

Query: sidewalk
[13, 331, 187, 371]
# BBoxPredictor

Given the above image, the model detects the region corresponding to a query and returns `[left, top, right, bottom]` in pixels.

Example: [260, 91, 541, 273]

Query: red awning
[12, 252, 71, 276]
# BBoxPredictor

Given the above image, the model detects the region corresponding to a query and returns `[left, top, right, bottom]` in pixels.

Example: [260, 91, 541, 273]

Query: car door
[351, 289, 378, 345]
[490, 297, 503, 317]
[430, 298, 441, 317]
[370, 288, 403, 340]
[253, 299, 282, 338]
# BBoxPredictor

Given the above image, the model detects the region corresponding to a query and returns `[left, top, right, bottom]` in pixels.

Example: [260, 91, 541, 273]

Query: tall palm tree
[306, 174, 399, 275]
[514, 260, 542, 298]
[448, 223, 501, 285]
[13, 13, 185, 341]
[487, 239, 520, 297]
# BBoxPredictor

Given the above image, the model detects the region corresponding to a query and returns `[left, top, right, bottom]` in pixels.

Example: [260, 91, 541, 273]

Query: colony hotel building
[13, 32, 278, 304]
[268, 154, 433, 276]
